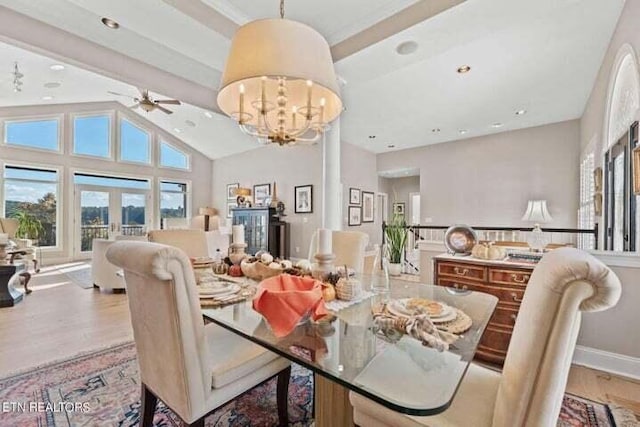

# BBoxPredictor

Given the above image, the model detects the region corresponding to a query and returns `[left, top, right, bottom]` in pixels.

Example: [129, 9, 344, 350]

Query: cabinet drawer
[437, 262, 487, 282]
[489, 268, 531, 287]
[475, 326, 513, 364]
[438, 279, 525, 306]
[489, 305, 519, 329]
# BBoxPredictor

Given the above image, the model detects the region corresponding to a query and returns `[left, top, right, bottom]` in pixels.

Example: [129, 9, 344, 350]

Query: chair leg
[277, 366, 291, 427]
[140, 383, 157, 427]
[33, 259, 40, 273]
[187, 419, 204, 427]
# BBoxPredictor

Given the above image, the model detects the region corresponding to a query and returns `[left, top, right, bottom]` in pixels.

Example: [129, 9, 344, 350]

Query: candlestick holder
[312, 252, 336, 281]
[0, 244, 7, 265]
[229, 242, 248, 265]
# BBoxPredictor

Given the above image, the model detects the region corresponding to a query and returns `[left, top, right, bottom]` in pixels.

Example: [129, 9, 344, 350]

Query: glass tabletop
[202, 276, 497, 416]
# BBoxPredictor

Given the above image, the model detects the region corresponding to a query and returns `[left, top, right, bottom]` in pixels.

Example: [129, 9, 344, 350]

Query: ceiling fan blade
[128, 104, 139, 109]
[108, 90, 136, 99]
[155, 99, 181, 105]
[137, 88, 148, 98]
[155, 104, 173, 114]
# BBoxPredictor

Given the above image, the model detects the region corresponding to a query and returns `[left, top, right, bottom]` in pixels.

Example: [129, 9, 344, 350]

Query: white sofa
[91, 235, 147, 291]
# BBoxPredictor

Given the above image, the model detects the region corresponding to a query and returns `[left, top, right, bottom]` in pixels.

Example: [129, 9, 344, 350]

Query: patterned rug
[0, 342, 632, 427]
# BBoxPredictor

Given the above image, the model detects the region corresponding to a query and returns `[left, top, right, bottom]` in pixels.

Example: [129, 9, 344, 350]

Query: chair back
[106, 241, 210, 421]
[149, 229, 209, 258]
[0, 218, 19, 238]
[493, 248, 621, 427]
[308, 230, 370, 273]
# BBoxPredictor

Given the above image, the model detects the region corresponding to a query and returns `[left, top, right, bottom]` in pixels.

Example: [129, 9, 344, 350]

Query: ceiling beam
[331, 0, 464, 62]
[160, 0, 239, 40]
[0, 6, 221, 113]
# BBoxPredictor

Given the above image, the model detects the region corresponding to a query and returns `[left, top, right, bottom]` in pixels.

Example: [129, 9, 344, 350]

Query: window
[3, 165, 59, 247]
[604, 123, 638, 251]
[578, 153, 595, 250]
[160, 181, 188, 220]
[120, 119, 150, 164]
[160, 140, 189, 170]
[74, 173, 150, 190]
[4, 119, 59, 151]
[73, 115, 110, 158]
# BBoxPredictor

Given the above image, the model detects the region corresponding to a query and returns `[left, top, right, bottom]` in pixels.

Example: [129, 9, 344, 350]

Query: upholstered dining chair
[148, 229, 209, 258]
[308, 230, 370, 273]
[349, 248, 621, 427]
[106, 241, 291, 427]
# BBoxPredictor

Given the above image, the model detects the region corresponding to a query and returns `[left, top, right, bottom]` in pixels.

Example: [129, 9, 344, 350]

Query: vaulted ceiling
[0, 0, 625, 159]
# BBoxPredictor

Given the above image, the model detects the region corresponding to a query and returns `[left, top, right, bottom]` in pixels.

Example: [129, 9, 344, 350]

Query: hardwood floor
[0, 266, 638, 418]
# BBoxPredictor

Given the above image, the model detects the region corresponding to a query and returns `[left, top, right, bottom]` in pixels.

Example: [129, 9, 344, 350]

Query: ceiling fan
[108, 88, 181, 114]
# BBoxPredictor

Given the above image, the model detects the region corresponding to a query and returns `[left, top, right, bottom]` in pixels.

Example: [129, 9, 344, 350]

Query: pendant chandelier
[217, 0, 343, 145]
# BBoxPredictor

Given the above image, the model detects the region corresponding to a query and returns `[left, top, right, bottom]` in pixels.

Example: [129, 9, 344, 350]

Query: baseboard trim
[573, 345, 640, 380]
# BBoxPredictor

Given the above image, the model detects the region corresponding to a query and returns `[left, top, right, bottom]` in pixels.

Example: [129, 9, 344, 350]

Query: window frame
[1, 115, 63, 153]
[1, 161, 63, 250]
[157, 177, 191, 224]
[117, 115, 153, 165]
[158, 139, 191, 171]
[70, 111, 115, 160]
[578, 151, 595, 250]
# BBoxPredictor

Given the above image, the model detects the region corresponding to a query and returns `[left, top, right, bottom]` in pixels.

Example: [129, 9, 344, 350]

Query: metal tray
[444, 225, 478, 255]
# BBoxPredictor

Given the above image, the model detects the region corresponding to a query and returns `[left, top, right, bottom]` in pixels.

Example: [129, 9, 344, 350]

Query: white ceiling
[0, 41, 257, 159]
[0, 0, 626, 158]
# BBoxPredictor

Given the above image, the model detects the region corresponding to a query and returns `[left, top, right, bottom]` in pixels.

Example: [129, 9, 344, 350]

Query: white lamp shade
[521, 200, 553, 223]
[217, 18, 342, 128]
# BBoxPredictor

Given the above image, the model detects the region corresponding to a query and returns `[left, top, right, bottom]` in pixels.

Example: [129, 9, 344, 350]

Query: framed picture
[295, 185, 313, 213]
[253, 183, 271, 206]
[348, 206, 362, 226]
[227, 202, 237, 218]
[633, 146, 640, 195]
[362, 191, 374, 222]
[227, 183, 239, 200]
[393, 202, 405, 217]
[349, 188, 361, 205]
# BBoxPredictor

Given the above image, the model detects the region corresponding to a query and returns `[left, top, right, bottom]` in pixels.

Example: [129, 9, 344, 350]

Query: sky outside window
[160, 140, 188, 169]
[74, 115, 110, 157]
[120, 119, 150, 164]
[5, 119, 59, 151]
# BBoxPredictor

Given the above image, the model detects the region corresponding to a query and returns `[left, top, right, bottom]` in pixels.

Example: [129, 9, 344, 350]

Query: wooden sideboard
[433, 254, 536, 365]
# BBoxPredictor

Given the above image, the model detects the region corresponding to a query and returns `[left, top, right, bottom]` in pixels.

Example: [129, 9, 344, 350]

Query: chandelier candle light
[217, 0, 343, 145]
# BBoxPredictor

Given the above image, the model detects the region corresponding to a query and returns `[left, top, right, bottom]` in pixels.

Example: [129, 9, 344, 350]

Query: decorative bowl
[241, 260, 283, 281]
[444, 225, 478, 255]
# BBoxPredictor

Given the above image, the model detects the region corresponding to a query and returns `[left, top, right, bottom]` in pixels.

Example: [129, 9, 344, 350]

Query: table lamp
[198, 207, 218, 231]
[235, 187, 252, 207]
[522, 200, 553, 252]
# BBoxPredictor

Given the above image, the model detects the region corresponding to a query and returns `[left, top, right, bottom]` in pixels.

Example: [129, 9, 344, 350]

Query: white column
[322, 118, 341, 230]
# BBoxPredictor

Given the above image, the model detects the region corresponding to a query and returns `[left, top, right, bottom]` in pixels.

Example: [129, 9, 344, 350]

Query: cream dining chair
[308, 230, 370, 273]
[106, 241, 291, 427]
[349, 248, 622, 427]
[148, 229, 209, 258]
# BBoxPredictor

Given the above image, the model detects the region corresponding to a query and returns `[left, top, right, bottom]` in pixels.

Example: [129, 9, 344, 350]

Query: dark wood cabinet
[434, 255, 535, 366]
[231, 207, 289, 258]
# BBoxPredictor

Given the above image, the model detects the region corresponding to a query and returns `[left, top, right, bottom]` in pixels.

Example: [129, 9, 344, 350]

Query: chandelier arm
[239, 123, 266, 138]
[288, 117, 313, 137]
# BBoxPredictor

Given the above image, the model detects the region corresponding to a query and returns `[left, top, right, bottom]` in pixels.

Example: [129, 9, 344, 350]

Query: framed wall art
[393, 202, 405, 217]
[349, 188, 361, 205]
[227, 202, 237, 218]
[227, 183, 239, 200]
[348, 206, 362, 226]
[253, 183, 271, 206]
[362, 191, 374, 222]
[295, 185, 313, 213]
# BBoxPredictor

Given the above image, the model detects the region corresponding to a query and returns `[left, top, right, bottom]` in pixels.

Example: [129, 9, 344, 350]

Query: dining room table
[202, 275, 498, 427]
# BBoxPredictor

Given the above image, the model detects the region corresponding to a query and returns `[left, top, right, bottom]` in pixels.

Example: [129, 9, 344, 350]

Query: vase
[388, 262, 402, 276]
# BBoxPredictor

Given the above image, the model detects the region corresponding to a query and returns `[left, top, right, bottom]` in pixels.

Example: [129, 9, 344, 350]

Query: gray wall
[377, 120, 581, 228]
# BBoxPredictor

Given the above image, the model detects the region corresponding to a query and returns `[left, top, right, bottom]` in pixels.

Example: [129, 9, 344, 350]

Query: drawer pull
[453, 267, 469, 276]
[511, 293, 523, 303]
[511, 314, 517, 322]
[453, 283, 468, 290]
[510, 273, 529, 284]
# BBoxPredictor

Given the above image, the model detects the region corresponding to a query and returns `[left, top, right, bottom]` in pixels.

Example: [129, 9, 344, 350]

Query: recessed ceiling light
[457, 65, 471, 74]
[185, 120, 196, 128]
[515, 109, 527, 116]
[432, 128, 441, 133]
[204, 111, 214, 119]
[387, 144, 395, 148]
[44, 82, 61, 89]
[50, 64, 65, 71]
[173, 128, 182, 133]
[459, 129, 468, 135]
[41, 95, 54, 101]
[396, 41, 418, 55]
[101, 17, 120, 29]
[491, 123, 504, 128]
[368, 135, 376, 139]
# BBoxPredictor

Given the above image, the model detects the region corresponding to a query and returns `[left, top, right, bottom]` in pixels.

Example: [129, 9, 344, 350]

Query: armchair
[0, 218, 39, 273]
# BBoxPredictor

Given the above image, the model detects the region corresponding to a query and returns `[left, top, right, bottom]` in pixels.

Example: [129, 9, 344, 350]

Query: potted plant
[384, 213, 407, 276]
[13, 212, 43, 246]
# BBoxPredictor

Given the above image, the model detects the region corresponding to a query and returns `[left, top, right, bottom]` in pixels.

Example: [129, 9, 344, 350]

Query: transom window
[160, 140, 189, 170]
[73, 115, 111, 158]
[120, 119, 150, 164]
[3, 165, 59, 247]
[160, 181, 188, 220]
[4, 118, 59, 151]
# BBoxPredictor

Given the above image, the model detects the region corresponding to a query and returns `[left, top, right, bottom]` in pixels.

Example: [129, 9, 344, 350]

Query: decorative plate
[444, 224, 478, 255]
[386, 298, 458, 323]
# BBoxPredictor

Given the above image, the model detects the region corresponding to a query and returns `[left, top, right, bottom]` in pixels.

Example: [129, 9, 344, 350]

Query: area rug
[0, 342, 634, 427]
[56, 263, 94, 289]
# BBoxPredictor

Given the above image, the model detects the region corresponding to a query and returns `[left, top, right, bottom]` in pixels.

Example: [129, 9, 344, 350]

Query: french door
[74, 185, 150, 258]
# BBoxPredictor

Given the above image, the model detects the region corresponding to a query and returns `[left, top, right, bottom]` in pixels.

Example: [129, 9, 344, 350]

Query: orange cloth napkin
[253, 274, 328, 337]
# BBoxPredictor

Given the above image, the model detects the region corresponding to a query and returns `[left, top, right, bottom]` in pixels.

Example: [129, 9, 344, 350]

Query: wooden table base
[314, 374, 354, 427]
